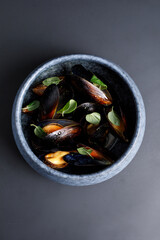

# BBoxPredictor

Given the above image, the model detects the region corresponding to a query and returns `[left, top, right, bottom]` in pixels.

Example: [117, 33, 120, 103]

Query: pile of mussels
[22, 65, 128, 171]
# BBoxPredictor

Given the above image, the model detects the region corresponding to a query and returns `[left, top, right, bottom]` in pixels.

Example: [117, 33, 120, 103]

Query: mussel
[31, 119, 82, 154]
[64, 153, 108, 166]
[107, 106, 128, 142]
[32, 84, 47, 96]
[37, 119, 82, 147]
[37, 119, 82, 145]
[73, 102, 103, 122]
[71, 65, 113, 103]
[43, 145, 112, 169]
[57, 78, 74, 111]
[77, 144, 112, 162]
[44, 124, 82, 146]
[44, 151, 69, 168]
[88, 123, 118, 150]
[64, 145, 112, 166]
[32, 76, 65, 96]
[68, 75, 112, 106]
[40, 84, 59, 120]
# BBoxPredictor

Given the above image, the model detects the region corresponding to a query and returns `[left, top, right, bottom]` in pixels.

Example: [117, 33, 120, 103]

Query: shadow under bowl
[12, 54, 145, 186]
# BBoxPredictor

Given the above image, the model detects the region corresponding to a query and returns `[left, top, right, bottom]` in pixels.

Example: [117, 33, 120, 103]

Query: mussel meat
[38, 119, 78, 127]
[40, 84, 59, 120]
[68, 75, 112, 106]
[42, 123, 63, 134]
[44, 151, 69, 168]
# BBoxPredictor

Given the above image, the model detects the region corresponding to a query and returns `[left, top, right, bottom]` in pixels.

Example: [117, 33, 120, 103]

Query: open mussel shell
[40, 84, 59, 120]
[77, 144, 113, 162]
[31, 119, 82, 149]
[38, 119, 78, 136]
[43, 124, 82, 147]
[71, 65, 113, 102]
[107, 106, 128, 142]
[44, 151, 69, 169]
[43, 150, 109, 169]
[73, 102, 103, 122]
[32, 76, 65, 96]
[88, 123, 118, 150]
[68, 75, 112, 106]
[56, 79, 74, 112]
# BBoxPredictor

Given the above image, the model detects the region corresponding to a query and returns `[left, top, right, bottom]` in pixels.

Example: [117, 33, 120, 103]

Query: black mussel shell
[57, 79, 74, 111]
[106, 105, 128, 142]
[73, 102, 103, 122]
[64, 153, 110, 167]
[88, 123, 118, 150]
[43, 124, 82, 146]
[40, 84, 59, 120]
[68, 75, 112, 106]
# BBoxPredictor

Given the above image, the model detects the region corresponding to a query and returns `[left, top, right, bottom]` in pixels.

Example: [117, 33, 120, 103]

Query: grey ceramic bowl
[12, 54, 145, 186]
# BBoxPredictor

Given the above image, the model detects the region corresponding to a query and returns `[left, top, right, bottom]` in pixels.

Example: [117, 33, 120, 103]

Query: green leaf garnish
[57, 99, 77, 116]
[77, 147, 93, 159]
[86, 112, 101, 125]
[30, 124, 47, 138]
[22, 100, 40, 112]
[42, 77, 62, 86]
[108, 107, 121, 126]
[90, 75, 107, 90]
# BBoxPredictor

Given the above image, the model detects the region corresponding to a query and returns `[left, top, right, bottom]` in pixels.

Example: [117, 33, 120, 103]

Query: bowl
[12, 54, 146, 186]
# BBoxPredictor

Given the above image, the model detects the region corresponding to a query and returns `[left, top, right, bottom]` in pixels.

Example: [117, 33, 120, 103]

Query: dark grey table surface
[0, 0, 159, 239]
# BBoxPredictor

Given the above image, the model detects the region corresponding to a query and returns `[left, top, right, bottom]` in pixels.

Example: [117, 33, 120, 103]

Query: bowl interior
[21, 58, 137, 175]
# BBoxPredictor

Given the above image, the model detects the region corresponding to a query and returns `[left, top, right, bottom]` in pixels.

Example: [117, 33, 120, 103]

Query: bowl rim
[12, 54, 146, 186]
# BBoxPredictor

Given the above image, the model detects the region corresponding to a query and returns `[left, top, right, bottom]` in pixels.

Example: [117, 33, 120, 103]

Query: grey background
[0, 0, 159, 239]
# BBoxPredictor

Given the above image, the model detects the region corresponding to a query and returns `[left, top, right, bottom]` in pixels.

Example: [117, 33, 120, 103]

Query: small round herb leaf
[22, 100, 40, 112]
[57, 99, 77, 116]
[108, 107, 121, 126]
[30, 124, 47, 138]
[77, 147, 93, 158]
[42, 77, 61, 86]
[86, 112, 101, 125]
[90, 75, 107, 90]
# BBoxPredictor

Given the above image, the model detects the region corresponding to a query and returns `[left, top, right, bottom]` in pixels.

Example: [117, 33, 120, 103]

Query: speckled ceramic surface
[12, 54, 146, 186]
